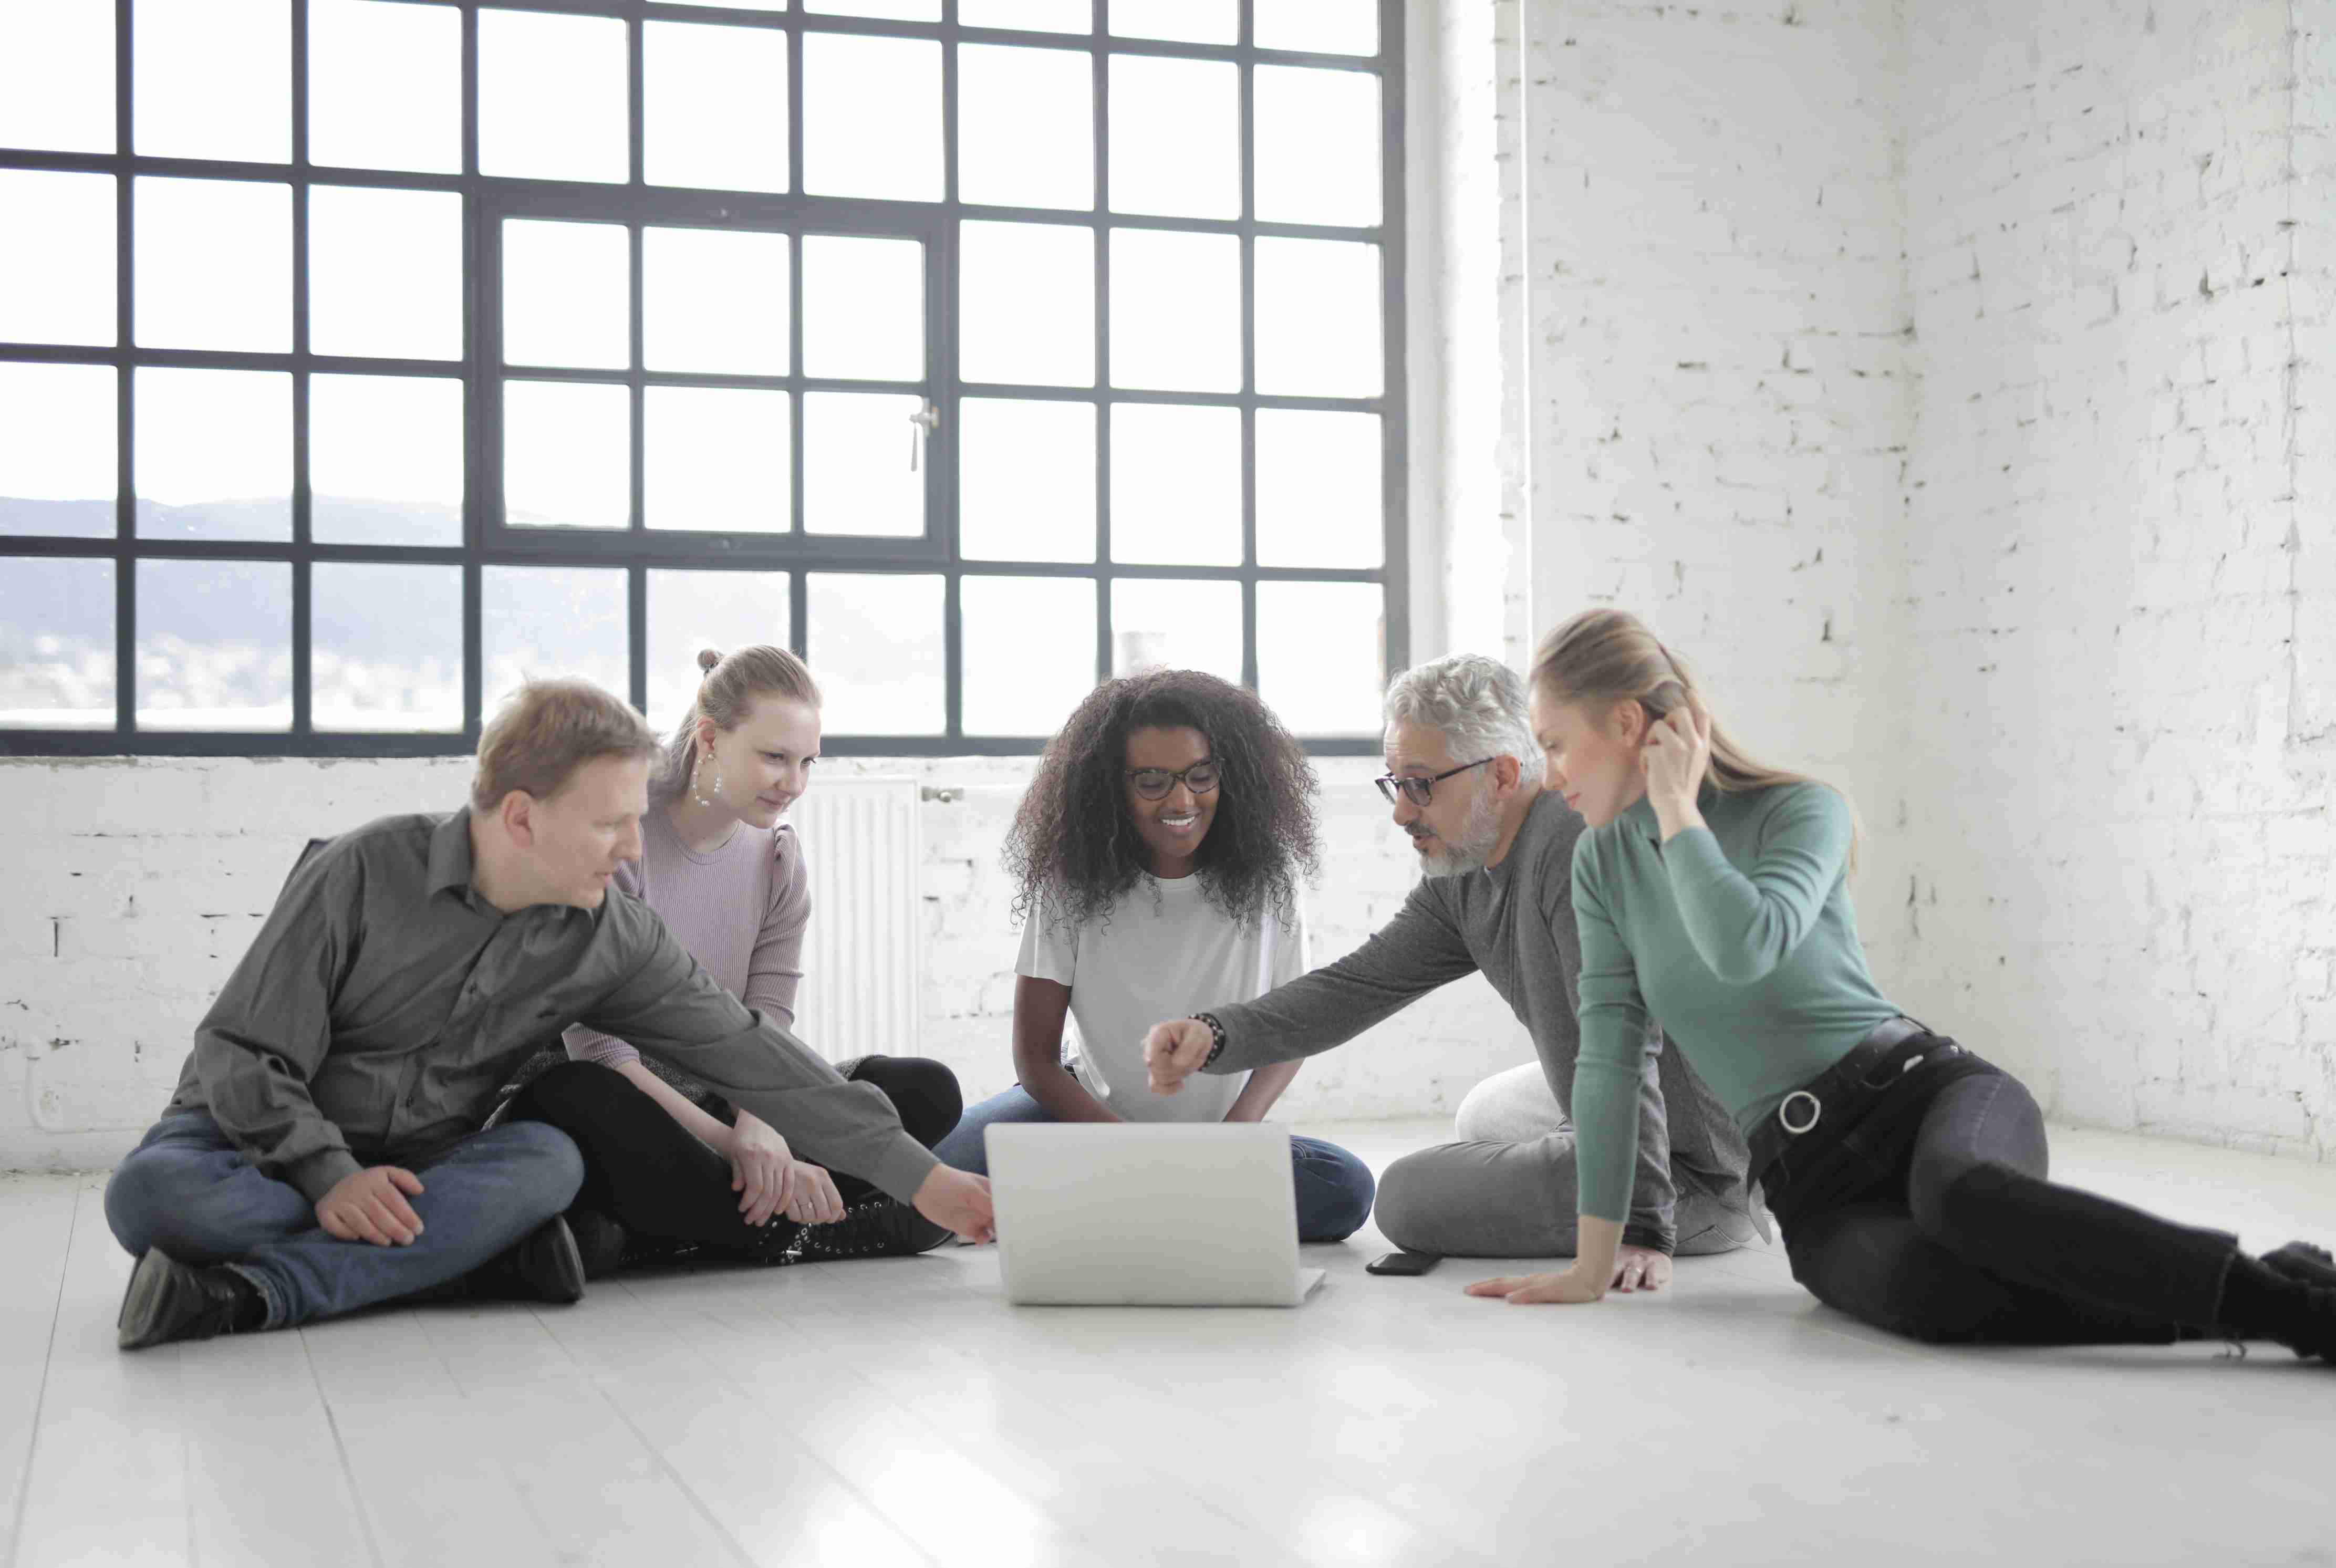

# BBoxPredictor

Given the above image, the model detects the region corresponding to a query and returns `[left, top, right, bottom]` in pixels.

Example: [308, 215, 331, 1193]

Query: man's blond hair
[471, 679, 660, 813]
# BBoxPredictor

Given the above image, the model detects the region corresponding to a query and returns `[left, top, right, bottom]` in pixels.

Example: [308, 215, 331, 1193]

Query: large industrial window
[0, 0, 1405, 755]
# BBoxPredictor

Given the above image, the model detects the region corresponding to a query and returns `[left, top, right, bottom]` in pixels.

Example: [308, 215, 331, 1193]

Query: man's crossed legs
[1374, 1063, 1761, 1259]
[104, 1111, 586, 1346]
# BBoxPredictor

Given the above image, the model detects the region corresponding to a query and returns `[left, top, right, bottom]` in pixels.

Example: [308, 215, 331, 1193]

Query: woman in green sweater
[1466, 607, 2334, 1360]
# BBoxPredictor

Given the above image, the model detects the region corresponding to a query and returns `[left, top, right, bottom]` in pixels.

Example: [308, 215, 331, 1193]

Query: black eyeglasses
[1374, 757, 1493, 807]
[1126, 760, 1222, 801]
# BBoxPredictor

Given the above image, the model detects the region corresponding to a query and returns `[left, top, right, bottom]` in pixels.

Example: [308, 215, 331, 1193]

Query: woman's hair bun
[696, 648, 723, 674]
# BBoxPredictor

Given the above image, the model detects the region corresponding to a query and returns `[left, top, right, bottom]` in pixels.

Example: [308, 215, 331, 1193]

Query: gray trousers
[1375, 1063, 1761, 1258]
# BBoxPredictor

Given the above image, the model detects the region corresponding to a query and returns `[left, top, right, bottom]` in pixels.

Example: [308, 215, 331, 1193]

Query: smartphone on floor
[1365, 1249, 1442, 1276]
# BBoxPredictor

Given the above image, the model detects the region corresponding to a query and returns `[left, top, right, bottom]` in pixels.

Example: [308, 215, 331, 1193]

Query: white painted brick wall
[1476, 0, 2327, 1158]
[1897, 0, 2331, 1158]
[0, 756, 1525, 1170]
[1510, 0, 1921, 995]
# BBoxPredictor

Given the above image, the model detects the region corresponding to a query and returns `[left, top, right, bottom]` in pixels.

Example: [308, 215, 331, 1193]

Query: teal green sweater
[1569, 781, 1899, 1224]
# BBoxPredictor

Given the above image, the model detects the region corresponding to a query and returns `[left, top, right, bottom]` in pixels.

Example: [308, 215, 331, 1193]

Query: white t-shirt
[1016, 874, 1309, 1124]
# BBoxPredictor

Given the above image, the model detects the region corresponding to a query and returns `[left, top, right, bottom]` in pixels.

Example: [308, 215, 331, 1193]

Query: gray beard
[1418, 784, 1504, 876]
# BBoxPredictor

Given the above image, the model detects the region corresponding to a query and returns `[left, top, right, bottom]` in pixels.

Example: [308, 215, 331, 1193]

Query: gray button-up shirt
[165, 809, 938, 1207]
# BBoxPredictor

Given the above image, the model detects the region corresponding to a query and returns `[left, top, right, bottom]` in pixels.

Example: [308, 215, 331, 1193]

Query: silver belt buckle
[1779, 1089, 1822, 1136]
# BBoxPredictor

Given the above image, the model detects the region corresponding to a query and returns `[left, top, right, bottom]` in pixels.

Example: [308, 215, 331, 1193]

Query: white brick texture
[1896, 0, 2331, 1158]
[1474, 0, 2329, 1158]
[1508, 0, 1923, 1034]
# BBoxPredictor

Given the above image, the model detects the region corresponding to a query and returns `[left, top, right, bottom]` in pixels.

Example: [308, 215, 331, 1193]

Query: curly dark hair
[1004, 668, 1322, 934]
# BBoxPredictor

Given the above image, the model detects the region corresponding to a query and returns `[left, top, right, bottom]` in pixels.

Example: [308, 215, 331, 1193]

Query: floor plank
[0, 1177, 78, 1568]
[11, 1177, 189, 1568]
[412, 1294, 763, 1568]
[528, 1276, 943, 1568]
[298, 1305, 567, 1568]
[178, 1318, 379, 1567]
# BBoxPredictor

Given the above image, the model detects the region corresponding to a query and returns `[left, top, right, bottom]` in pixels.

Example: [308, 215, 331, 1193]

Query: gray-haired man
[1144, 652, 1759, 1279]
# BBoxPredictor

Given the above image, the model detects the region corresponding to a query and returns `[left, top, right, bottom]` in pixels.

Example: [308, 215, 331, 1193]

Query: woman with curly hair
[932, 669, 1376, 1242]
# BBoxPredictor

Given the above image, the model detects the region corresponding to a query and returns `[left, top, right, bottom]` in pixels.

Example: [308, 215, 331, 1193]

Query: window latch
[908, 401, 940, 471]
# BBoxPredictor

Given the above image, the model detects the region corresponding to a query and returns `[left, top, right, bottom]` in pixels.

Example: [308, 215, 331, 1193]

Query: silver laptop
[987, 1124, 1330, 1307]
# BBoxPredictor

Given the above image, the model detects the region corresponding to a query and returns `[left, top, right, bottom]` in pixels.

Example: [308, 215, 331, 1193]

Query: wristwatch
[1190, 1012, 1227, 1069]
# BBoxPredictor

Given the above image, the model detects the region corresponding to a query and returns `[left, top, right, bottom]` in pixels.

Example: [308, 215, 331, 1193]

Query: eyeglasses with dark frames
[1126, 759, 1222, 801]
[1374, 757, 1494, 807]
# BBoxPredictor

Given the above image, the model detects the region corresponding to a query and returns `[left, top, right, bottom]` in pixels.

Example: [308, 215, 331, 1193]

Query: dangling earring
[692, 748, 722, 808]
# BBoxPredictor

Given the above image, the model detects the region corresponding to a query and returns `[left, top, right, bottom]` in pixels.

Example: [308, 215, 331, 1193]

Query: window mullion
[1090, 0, 1112, 686]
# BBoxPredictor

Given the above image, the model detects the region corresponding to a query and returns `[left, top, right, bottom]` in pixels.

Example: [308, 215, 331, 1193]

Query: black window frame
[0, 0, 1407, 759]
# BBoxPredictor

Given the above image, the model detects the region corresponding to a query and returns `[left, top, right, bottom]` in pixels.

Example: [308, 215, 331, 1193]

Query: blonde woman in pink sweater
[501, 646, 965, 1273]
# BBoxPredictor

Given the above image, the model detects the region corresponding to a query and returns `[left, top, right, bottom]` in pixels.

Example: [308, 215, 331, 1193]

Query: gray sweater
[1204, 788, 1754, 1252]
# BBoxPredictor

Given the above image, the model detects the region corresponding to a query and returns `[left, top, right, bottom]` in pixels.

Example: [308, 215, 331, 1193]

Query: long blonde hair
[1529, 608, 1860, 870]
[654, 644, 822, 799]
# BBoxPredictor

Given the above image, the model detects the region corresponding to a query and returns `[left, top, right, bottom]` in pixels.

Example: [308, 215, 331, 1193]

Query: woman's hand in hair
[1642, 688, 1712, 842]
[724, 1110, 800, 1227]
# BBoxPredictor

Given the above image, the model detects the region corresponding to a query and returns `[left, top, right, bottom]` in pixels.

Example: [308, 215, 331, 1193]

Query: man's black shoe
[117, 1249, 266, 1351]
[469, 1214, 587, 1304]
[793, 1197, 953, 1263]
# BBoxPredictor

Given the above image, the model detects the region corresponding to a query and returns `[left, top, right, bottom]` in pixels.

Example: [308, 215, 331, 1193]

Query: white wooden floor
[5, 1118, 2333, 1568]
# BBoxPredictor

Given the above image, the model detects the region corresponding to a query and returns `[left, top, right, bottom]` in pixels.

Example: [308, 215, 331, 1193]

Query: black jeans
[503, 1057, 962, 1259]
[1769, 1053, 2239, 1345]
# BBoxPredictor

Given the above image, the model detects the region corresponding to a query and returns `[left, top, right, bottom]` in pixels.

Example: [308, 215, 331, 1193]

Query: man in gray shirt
[106, 679, 994, 1350]
[1146, 654, 1759, 1278]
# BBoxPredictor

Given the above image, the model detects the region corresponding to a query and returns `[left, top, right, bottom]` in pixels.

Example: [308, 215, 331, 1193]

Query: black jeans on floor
[1772, 1063, 2239, 1345]
[503, 1057, 962, 1259]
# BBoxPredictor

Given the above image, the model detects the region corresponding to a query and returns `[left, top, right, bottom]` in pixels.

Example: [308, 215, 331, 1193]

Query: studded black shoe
[791, 1197, 953, 1263]
[117, 1250, 267, 1351]
[731, 1212, 809, 1267]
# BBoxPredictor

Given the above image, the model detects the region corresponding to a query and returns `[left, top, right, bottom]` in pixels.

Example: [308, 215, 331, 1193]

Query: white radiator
[785, 775, 923, 1064]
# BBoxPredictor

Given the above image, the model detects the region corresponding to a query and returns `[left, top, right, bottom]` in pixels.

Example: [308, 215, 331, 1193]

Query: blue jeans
[104, 1111, 585, 1328]
[933, 1084, 1376, 1243]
